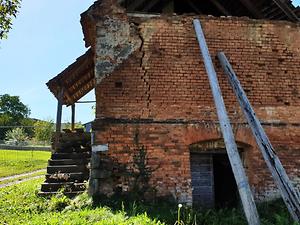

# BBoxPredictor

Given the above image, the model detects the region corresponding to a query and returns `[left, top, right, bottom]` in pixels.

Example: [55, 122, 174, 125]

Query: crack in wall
[138, 26, 152, 117]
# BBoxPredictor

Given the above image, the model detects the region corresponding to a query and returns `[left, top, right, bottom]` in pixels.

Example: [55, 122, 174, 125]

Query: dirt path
[0, 169, 46, 182]
[0, 169, 46, 188]
[0, 175, 44, 188]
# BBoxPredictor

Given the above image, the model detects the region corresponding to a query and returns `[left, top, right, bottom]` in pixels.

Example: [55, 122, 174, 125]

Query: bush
[33, 120, 54, 144]
[5, 127, 28, 146]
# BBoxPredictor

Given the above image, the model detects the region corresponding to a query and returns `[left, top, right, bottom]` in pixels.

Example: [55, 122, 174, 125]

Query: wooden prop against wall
[193, 19, 260, 225]
[218, 52, 300, 223]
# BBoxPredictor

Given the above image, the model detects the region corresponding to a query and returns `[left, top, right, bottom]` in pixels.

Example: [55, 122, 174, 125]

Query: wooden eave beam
[238, 0, 264, 18]
[209, 0, 231, 16]
[272, 0, 300, 21]
[67, 77, 95, 106]
[67, 70, 94, 94]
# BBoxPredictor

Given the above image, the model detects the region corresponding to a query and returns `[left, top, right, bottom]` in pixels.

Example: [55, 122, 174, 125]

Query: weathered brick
[92, 15, 300, 204]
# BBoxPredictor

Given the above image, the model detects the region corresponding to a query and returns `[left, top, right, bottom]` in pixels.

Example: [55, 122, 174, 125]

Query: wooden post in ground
[218, 52, 300, 223]
[55, 89, 64, 151]
[193, 19, 260, 225]
[71, 104, 75, 131]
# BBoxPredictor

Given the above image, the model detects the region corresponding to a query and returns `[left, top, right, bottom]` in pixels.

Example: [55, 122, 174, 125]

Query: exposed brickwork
[92, 15, 300, 204]
[96, 16, 300, 120]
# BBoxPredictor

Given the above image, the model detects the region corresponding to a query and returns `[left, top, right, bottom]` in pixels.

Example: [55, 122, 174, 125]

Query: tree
[0, 94, 30, 140]
[0, 0, 21, 40]
[33, 120, 54, 144]
[0, 94, 29, 119]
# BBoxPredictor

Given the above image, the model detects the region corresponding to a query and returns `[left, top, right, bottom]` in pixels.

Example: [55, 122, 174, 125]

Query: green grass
[0, 170, 46, 186]
[0, 178, 163, 225]
[0, 178, 298, 225]
[0, 150, 50, 177]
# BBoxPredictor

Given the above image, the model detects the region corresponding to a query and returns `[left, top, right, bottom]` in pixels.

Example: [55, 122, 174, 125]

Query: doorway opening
[213, 153, 238, 208]
[190, 150, 242, 208]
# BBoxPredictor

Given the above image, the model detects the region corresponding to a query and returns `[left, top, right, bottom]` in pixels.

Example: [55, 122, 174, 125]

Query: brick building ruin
[43, 0, 300, 208]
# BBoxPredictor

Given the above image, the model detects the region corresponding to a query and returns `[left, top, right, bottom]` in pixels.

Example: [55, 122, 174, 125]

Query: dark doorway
[190, 152, 239, 208]
[213, 154, 238, 208]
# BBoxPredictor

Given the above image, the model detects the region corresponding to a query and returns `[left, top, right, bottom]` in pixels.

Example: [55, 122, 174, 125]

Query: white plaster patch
[92, 144, 109, 152]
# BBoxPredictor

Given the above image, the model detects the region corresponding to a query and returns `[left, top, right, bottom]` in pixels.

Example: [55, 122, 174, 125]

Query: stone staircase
[39, 130, 91, 196]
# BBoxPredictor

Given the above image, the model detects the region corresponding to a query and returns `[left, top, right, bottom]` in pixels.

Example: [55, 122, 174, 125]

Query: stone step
[38, 191, 85, 197]
[45, 172, 88, 182]
[51, 152, 91, 160]
[47, 165, 88, 174]
[48, 159, 89, 166]
[55, 146, 91, 153]
[41, 182, 87, 192]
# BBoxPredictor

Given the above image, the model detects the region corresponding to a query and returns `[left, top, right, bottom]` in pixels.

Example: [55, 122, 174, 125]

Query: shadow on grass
[91, 194, 297, 225]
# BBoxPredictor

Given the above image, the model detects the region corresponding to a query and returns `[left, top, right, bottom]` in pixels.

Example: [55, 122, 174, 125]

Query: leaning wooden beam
[218, 52, 300, 223]
[193, 19, 260, 225]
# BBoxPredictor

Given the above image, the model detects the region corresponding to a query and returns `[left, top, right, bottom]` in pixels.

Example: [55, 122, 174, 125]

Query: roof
[121, 0, 300, 21]
[48, 0, 299, 105]
[80, 0, 299, 48]
[46, 49, 95, 106]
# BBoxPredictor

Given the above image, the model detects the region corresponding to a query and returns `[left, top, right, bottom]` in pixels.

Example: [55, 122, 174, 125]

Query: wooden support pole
[218, 52, 300, 223]
[193, 19, 260, 225]
[71, 104, 75, 131]
[55, 89, 64, 151]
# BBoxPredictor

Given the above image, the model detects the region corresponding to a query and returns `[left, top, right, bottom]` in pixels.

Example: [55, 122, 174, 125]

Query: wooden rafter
[238, 0, 264, 18]
[127, 0, 147, 11]
[143, 0, 161, 12]
[272, 0, 300, 21]
[47, 49, 95, 106]
[186, 0, 202, 14]
[209, 0, 231, 16]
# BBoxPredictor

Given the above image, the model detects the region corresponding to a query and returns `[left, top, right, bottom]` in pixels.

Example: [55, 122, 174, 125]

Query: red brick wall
[93, 15, 300, 203]
[96, 16, 300, 121]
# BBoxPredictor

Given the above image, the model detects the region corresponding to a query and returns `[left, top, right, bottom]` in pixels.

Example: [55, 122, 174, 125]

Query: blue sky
[0, 0, 299, 123]
[294, 0, 300, 6]
[0, 0, 95, 123]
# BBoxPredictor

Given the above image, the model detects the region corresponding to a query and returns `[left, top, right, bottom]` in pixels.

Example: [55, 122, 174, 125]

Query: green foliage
[33, 120, 54, 144]
[0, 149, 50, 177]
[0, 94, 29, 119]
[0, 178, 299, 225]
[0, 178, 164, 225]
[5, 127, 28, 145]
[48, 194, 71, 211]
[130, 145, 159, 200]
[20, 117, 35, 137]
[0, 0, 21, 40]
[0, 94, 30, 139]
[63, 121, 84, 130]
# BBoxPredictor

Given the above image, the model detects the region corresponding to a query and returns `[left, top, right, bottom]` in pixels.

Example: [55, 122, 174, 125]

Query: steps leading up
[39, 131, 91, 196]
[41, 182, 87, 192]
[45, 172, 88, 183]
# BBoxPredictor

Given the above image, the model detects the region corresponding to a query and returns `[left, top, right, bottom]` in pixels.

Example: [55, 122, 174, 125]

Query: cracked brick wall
[92, 14, 300, 203]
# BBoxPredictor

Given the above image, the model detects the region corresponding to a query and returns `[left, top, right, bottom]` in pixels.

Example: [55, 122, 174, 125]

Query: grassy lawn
[0, 178, 163, 225]
[0, 178, 298, 225]
[0, 150, 50, 177]
[0, 170, 46, 186]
